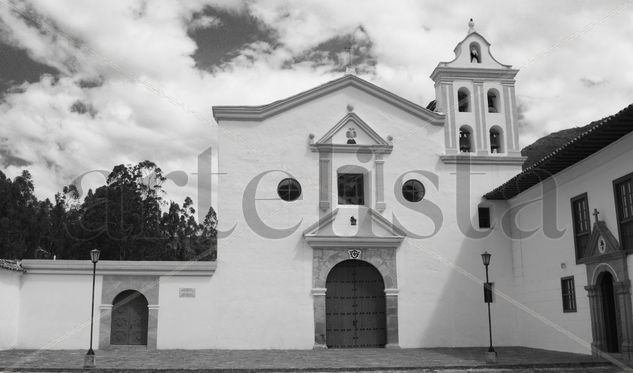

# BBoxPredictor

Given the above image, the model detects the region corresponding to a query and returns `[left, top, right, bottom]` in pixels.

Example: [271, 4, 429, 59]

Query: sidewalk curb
[0, 360, 615, 372]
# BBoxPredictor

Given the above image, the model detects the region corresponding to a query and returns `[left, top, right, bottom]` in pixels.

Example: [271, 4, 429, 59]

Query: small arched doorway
[598, 272, 619, 353]
[110, 290, 148, 346]
[325, 260, 386, 348]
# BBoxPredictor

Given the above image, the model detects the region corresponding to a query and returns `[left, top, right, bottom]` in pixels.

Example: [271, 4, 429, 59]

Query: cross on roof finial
[468, 18, 475, 34]
[345, 40, 356, 75]
[593, 208, 600, 223]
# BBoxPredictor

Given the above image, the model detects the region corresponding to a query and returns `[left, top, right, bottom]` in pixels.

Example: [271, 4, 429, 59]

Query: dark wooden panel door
[110, 290, 148, 346]
[326, 260, 386, 348]
[600, 273, 619, 353]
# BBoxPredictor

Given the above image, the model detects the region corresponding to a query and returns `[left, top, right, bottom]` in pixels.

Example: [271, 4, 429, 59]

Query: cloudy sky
[1, 0, 632, 213]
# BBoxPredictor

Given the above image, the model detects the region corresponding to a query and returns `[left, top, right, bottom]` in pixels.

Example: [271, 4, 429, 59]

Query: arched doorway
[110, 290, 148, 346]
[599, 272, 619, 353]
[325, 260, 386, 348]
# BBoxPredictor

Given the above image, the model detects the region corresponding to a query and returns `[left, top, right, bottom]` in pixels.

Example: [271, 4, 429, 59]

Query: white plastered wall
[508, 131, 633, 354]
[0, 270, 21, 350]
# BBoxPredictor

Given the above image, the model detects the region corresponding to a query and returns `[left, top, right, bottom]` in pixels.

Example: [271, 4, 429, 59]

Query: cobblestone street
[0, 347, 628, 372]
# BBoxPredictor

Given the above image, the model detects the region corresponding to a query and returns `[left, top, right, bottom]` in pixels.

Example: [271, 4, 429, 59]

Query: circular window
[277, 178, 302, 201]
[402, 180, 425, 202]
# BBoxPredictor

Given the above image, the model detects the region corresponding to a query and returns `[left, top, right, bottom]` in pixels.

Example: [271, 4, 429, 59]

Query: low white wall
[15, 260, 215, 350]
[0, 270, 21, 350]
[18, 272, 103, 349]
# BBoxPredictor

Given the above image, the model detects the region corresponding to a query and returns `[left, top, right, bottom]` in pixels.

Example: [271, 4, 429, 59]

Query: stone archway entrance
[110, 290, 149, 346]
[585, 260, 633, 359]
[326, 260, 386, 348]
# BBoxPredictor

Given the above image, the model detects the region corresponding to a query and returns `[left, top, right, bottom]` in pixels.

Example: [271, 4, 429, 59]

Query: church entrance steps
[0, 347, 618, 372]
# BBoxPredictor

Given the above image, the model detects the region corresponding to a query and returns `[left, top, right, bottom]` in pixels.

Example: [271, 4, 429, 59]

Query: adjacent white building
[1, 21, 632, 360]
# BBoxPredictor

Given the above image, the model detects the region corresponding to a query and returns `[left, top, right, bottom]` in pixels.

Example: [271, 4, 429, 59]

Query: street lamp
[84, 249, 100, 368]
[481, 251, 496, 363]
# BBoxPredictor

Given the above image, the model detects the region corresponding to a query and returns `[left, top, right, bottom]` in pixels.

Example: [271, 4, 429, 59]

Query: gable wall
[217, 84, 524, 348]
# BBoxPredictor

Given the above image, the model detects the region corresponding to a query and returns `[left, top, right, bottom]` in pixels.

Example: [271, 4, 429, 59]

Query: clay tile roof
[485, 103, 633, 200]
[0, 259, 25, 272]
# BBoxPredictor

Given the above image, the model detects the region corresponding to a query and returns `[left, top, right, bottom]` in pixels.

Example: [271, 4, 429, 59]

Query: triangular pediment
[582, 221, 622, 262]
[310, 112, 392, 153]
[213, 74, 444, 125]
[303, 206, 405, 249]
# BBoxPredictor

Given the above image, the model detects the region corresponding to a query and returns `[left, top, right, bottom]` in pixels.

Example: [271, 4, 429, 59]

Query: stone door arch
[311, 248, 399, 349]
[585, 258, 633, 359]
[99, 275, 159, 350]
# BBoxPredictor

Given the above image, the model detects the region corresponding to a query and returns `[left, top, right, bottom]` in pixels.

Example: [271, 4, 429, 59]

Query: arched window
[489, 126, 503, 154]
[469, 42, 481, 63]
[459, 126, 473, 153]
[487, 89, 499, 113]
[457, 88, 471, 112]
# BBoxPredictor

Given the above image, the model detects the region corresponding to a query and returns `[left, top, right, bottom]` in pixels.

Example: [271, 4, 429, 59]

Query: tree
[0, 162, 217, 261]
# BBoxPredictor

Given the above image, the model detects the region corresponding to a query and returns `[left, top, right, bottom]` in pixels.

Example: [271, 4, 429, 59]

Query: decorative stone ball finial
[468, 18, 475, 33]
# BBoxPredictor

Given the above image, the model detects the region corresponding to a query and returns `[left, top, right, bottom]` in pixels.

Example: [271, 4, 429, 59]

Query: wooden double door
[325, 260, 386, 348]
[110, 290, 148, 346]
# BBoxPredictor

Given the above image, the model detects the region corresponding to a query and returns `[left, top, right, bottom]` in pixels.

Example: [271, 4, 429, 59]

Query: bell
[490, 132, 500, 153]
[459, 134, 471, 152]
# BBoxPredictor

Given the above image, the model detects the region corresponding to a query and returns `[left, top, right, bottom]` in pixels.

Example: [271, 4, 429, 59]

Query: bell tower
[431, 19, 524, 164]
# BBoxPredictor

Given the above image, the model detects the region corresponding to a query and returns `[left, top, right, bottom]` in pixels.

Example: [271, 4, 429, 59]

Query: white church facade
[1, 22, 633, 359]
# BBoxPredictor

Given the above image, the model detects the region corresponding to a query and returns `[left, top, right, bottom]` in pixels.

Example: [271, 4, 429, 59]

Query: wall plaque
[179, 288, 196, 298]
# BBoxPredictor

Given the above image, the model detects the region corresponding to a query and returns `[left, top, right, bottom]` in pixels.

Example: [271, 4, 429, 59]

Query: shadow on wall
[406, 199, 592, 353]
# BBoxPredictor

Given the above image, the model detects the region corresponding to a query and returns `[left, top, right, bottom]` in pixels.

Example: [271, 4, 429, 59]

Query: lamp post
[84, 249, 100, 368]
[481, 251, 496, 363]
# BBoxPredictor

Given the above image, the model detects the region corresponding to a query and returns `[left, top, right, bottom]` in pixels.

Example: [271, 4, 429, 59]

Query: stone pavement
[0, 347, 627, 372]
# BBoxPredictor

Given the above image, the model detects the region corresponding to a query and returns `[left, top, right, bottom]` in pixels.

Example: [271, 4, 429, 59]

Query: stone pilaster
[147, 304, 159, 350]
[384, 288, 400, 348]
[473, 80, 487, 155]
[319, 153, 331, 212]
[615, 281, 633, 360]
[98, 304, 112, 349]
[375, 153, 385, 212]
[311, 288, 328, 349]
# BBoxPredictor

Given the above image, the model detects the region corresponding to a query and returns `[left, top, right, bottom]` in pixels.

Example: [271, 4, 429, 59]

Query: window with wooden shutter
[571, 194, 590, 260]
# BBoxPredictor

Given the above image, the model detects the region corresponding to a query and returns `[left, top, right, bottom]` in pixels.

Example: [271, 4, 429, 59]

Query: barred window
[561, 277, 577, 313]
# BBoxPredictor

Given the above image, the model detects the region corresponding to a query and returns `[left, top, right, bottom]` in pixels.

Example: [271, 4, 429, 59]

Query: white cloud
[189, 15, 222, 31]
[0, 0, 632, 211]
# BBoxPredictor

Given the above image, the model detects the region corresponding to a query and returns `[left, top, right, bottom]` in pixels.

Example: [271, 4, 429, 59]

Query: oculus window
[402, 180, 425, 202]
[277, 178, 301, 201]
[338, 173, 364, 205]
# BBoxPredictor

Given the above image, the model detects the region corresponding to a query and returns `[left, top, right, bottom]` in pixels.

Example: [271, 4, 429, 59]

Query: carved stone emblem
[348, 249, 361, 260]
[346, 127, 357, 144]
[598, 236, 606, 254]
